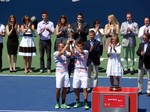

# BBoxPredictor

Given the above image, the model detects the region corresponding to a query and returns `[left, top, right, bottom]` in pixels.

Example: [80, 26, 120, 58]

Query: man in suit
[137, 33, 150, 96]
[120, 12, 138, 75]
[71, 13, 89, 42]
[84, 30, 101, 90]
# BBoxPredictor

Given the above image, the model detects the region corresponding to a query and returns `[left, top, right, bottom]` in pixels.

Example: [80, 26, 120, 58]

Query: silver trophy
[67, 28, 74, 43]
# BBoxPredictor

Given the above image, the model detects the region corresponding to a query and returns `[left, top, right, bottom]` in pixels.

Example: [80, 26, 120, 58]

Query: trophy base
[109, 85, 121, 91]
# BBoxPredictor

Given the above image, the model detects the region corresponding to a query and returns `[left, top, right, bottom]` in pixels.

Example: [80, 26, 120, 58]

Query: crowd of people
[0, 11, 150, 109]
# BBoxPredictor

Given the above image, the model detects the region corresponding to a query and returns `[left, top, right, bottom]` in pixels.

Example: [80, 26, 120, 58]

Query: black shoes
[123, 70, 128, 75]
[123, 69, 134, 75]
[130, 70, 134, 75]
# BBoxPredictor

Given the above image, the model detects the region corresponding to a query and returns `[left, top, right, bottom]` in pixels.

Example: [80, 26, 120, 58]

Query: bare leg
[28, 56, 32, 72]
[62, 87, 67, 104]
[116, 76, 120, 86]
[83, 88, 88, 101]
[23, 56, 28, 73]
[56, 88, 61, 103]
[7, 54, 12, 71]
[13, 55, 17, 71]
[74, 88, 80, 101]
[110, 76, 114, 86]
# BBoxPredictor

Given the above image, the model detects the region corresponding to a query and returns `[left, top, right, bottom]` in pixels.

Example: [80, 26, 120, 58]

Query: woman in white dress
[106, 35, 123, 87]
[18, 15, 36, 73]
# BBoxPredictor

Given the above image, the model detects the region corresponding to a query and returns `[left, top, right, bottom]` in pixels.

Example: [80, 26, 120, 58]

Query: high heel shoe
[10, 68, 13, 73]
[13, 68, 16, 72]
[10, 70, 13, 73]
[24, 70, 28, 74]
[27, 67, 32, 73]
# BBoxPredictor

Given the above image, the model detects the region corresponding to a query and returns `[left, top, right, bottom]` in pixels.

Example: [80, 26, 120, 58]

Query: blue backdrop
[0, 0, 149, 27]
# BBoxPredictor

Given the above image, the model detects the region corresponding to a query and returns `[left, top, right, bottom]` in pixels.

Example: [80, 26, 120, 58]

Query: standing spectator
[120, 12, 138, 75]
[138, 17, 150, 43]
[54, 39, 72, 109]
[6, 15, 19, 72]
[90, 19, 104, 56]
[72, 40, 89, 110]
[104, 14, 119, 51]
[84, 30, 101, 90]
[55, 15, 70, 51]
[71, 13, 89, 42]
[137, 33, 150, 96]
[0, 22, 6, 72]
[37, 11, 54, 74]
[106, 35, 123, 87]
[18, 15, 36, 74]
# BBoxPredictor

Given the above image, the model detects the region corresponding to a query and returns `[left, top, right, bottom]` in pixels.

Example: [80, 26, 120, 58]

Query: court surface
[0, 75, 149, 112]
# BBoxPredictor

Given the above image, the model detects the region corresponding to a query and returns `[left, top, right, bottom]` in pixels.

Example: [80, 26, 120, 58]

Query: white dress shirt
[138, 25, 150, 43]
[37, 20, 54, 40]
[90, 28, 104, 45]
[0, 24, 5, 43]
[144, 42, 148, 53]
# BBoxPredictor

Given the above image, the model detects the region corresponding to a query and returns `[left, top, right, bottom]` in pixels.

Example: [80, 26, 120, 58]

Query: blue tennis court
[0, 75, 149, 112]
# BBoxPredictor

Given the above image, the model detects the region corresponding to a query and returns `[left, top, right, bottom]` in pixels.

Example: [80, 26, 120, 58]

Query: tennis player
[72, 39, 89, 110]
[53, 39, 72, 109]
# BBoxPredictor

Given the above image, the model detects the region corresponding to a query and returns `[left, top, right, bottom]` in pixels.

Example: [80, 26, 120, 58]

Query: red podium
[92, 86, 138, 112]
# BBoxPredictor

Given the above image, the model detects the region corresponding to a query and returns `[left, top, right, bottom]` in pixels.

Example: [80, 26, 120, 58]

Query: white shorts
[56, 70, 70, 88]
[73, 70, 88, 89]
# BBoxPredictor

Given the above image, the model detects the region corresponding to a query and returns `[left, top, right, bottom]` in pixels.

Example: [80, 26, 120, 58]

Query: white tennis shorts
[56, 70, 70, 88]
[73, 70, 88, 89]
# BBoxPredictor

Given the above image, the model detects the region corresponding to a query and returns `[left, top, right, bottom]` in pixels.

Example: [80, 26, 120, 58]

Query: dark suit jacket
[136, 42, 150, 69]
[71, 21, 89, 42]
[84, 39, 101, 66]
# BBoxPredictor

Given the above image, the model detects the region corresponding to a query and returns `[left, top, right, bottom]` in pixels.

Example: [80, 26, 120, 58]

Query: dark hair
[58, 41, 65, 47]
[75, 39, 84, 46]
[93, 19, 100, 27]
[144, 33, 150, 39]
[127, 12, 132, 16]
[22, 15, 30, 23]
[57, 15, 69, 27]
[42, 11, 48, 15]
[89, 30, 96, 35]
[77, 13, 83, 17]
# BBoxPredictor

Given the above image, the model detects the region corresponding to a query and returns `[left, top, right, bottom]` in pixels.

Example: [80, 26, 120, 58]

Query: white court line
[100, 58, 138, 62]
[0, 74, 146, 79]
